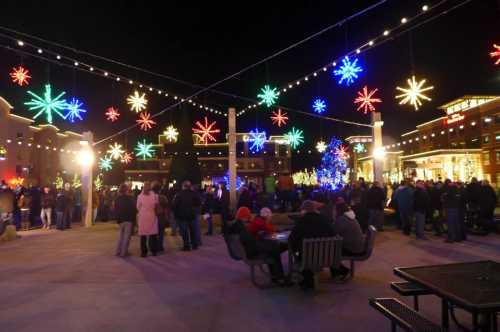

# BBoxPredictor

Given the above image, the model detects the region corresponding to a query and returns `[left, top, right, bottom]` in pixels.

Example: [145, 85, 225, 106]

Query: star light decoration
[284, 127, 304, 149]
[105, 107, 120, 122]
[353, 143, 366, 153]
[316, 140, 327, 153]
[107, 142, 125, 160]
[247, 129, 267, 153]
[136, 112, 156, 131]
[135, 140, 155, 160]
[490, 44, 500, 65]
[10, 66, 31, 86]
[333, 56, 363, 86]
[335, 145, 349, 160]
[312, 98, 327, 114]
[25, 84, 67, 124]
[127, 91, 148, 113]
[163, 125, 179, 142]
[192, 117, 220, 145]
[121, 152, 133, 164]
[257, 85, 279, 107]
[64, 97, 87, 123]
[270, 109, 288, 127]
[99, 156, 113, 171]
[354, 86, 382, 114]
[395, 75, 434, 111]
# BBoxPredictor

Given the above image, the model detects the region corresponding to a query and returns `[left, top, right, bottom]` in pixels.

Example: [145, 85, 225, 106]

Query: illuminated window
[496, 133, 500, 142]
[483, 151, 490, 166]
[496, 114, 500, 125]
[483, 117, 492, 128]
[483, 135, 490, 144]
[496, 173, 500, 186]
[496, 151, 500, 163]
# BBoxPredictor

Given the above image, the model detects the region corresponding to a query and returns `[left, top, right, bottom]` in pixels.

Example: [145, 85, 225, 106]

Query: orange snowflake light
[192, 117, 220, 145]
[354, 86, 382, 114]
[10, 66, 31, 86]
[270, 109, 288, 127]
[121, 152, 133, 164]
[136, 112, 156, 131]
[490, 44, 500, 65]
[335, 145, 349, 160]
[105, 107, 120, 122]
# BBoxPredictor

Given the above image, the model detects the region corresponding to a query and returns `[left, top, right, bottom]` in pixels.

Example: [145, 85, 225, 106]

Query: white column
[80, 131, 94, 228]
[228, 108, 237, 211]
[372, 112, 384, 183]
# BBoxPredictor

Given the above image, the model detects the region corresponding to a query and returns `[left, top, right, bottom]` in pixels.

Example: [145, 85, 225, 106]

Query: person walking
[413, 180, 429, 240]
[114, 184, 136, 257]
[202, 186, 216, 236]
[366, 181, 386, 231]
[173, 180, 201, 251]
[40, 186, 54, 229]
[393, 180, 414, 235]
[153, 182, 168, 253]
[136, 181, 159, 257]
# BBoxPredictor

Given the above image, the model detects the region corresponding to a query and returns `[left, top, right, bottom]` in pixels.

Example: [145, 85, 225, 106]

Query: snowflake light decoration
[107, 142, 125, 160]
[354, 86, 382, 114]
[257, 85, 279, 107]
[10, 66, 31, 86]
[317, 137, 347, 191]
[136, 112, 156, 131]
[490, 44, 500, 65]
[163, 125, 179, 142]
[316, 140, 327, 153]
[121, 152, 133, 164]
[333, 56, 363, 86]
[271, 109, 288, 127]
[64, 97, 87, 123]
[247, 129, 267, 153]
[127, 90, 148, 113]
[395, 75, 434, 111]
[192, 117, 220, 145]
[105, 107, 120, 122]
[99, 156, 113, 171]
[284, 127, 304, 149]
[353, 143, 366, 153]
[312, 98, 327, 114]
[25, 84, 67, 124]
[135, 140, 155, 160]
[335, 145, 349, 160]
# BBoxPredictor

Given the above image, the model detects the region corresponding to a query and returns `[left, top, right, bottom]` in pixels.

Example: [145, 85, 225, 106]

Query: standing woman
[114, 184, 136, 257]
[136, 181, 159, 257]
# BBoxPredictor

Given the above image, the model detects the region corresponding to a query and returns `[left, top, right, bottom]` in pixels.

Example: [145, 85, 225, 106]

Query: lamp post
[77, 132, 94, 227]
[372, 112, 384, 183]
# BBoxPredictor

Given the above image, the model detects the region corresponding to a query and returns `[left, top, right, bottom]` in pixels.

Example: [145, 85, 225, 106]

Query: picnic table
[394, 260, 500, 331]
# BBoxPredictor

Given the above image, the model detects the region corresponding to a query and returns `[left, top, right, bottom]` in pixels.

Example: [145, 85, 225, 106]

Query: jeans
[368, 209, 384, 231]
[56, 211, 64, 230]
[170, 212, 178, 235]
[41, 208, 52, 228]
[400, 210, 413, 234]
[178, 219, 197, 249]
[157, 216, 166, 251]
[414, 211, 426, 238]
[257, 240, 287, 279]
[63, 208, 73, 229]
[140, 235, 158, 256]
[446, 208, 460, 241]
[116, 222, 133, 257]
[205, 215, 213, 235]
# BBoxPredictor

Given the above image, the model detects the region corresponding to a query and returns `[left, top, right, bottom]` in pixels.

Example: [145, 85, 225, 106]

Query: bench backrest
[363, 225, 377, 258]
[301, 236, 342, 272]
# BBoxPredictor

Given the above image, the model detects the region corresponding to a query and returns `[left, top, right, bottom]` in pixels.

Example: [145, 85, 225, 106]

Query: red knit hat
[236, 207, 252, 220]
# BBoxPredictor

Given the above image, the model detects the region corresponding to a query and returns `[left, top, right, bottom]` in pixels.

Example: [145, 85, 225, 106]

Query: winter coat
[366, 186, 386, 210]
[394, 186, 414, 213]
[114, 194, 137, 224]
[413, 187, 429, 213]
[332, 211, 365, 254]
[136, 192, 158, 236]
[289, 212, 335, 256]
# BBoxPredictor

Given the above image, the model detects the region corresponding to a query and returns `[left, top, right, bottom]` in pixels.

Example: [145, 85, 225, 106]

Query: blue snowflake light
[333, 56, 363, 86]
[317, 137, 347, 191]
[99, 156, 113, 171]
[64, 97, 87, 123]
[312, 98, 327, 114]
[247, 129, 267, 152]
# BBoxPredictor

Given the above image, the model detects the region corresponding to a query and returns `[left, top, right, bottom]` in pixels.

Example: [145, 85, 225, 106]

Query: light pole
[77, 132, 95, 227]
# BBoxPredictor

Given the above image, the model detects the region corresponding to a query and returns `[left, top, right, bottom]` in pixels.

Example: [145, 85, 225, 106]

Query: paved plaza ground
[1, 222, 499, 332]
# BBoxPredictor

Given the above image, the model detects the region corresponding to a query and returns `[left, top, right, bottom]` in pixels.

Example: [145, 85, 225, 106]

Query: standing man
[366, 181, 386, 231]
[40, 186, 54, 229]
[413, 180, 429, 240]
[394, 180, 414, 236]
[173, 181, 201, 251]
[62, 183, 74, 229]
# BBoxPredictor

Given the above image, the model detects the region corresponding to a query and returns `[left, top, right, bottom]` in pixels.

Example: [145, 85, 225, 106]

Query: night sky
[1, 0, 499, 171]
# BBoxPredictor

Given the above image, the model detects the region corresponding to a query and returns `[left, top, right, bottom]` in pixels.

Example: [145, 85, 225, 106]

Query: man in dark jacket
[413, 180, 429, 239]
[114, 183, 136, 257]
[172, 181, 201, 251]
[441, 181, 464, 242]
[289, 200, 335, 290]
[366, 181, 386, 231]
[478, 180, 497, 234]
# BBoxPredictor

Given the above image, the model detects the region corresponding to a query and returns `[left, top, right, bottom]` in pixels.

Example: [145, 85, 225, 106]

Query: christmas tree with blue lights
[317, 137, 347, 191]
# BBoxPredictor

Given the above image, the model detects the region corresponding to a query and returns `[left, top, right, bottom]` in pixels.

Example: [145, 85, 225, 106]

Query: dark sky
[1, 0, 499, 169]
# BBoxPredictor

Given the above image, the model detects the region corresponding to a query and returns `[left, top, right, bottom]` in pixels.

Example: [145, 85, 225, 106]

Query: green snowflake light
[257, 85, 279, 107]
[135, 139, 155, 160]
[25, 84, 67, 124]
[284, 127, 304, 149]
[94, 175, 103, 191]
[353, 143, 366, 153]
[99, 156, 113, 171]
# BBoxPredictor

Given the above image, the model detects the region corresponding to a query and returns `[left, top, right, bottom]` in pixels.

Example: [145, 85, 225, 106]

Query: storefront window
[495, 114, 500, 125]
[483, 117, 492, 128]
[483, 135, 490, 144]
[483, 151, 490, 165]
[496, 151, 500, 163]
[496, 133, 500, 142]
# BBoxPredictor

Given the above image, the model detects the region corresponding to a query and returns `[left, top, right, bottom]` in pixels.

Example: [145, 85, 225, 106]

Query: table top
[394, 260, 500, 312]
[264, 230, 291, 242]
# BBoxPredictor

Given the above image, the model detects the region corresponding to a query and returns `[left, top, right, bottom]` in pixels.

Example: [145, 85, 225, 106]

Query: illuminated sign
[445, 97, 494, 115]
[446, 113, 465, 125]
[0, 146, 6, 160]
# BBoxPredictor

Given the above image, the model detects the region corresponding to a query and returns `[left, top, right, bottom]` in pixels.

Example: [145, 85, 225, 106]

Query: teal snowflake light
[99, 156, 113, 171]
[333, 56, 363, 86]
[25, 84, 67, 124]
[353, 143, 366, 153]
[312, 98, 327, 114]
[284, 127, 304, 149]
[247, 128, 267, 153]
[257, 85, 279, 107]
[64, 97, 87, 123]
[135, 139, 155, 160]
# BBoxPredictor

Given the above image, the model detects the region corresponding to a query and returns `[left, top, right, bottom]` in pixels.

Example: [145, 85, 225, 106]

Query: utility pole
[372, 112, 384, 183]
[228, 108, 237, 211]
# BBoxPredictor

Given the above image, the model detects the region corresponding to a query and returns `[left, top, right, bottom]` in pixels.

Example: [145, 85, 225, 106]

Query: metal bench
[390, 281, 433, 311]
[369, 297, 443, 332]
[340, 225, 377, 281]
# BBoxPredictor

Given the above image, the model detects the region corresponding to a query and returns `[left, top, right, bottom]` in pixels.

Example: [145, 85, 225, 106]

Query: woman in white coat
[136, 181, 159, 257]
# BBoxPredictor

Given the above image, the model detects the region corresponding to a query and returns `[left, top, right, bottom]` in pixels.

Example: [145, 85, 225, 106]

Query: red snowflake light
[105, 107, 120, 122]
[121, 152, 133, 164]
[490, 44, 500, 65]
[136, 112, 156, 131]
[270, 108, 289, 127]
[10, 66, 31, 86]
[192, 116, 220, 145]
[335, 145, 349, 160]
[354, 86, 382, 114]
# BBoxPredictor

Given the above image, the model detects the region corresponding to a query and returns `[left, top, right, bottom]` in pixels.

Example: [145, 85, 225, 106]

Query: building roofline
[9, 113, 34, 124]
[438, 95, 499, 109]
[399, 149, 482, 160]
[0, 96, 14, 110]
